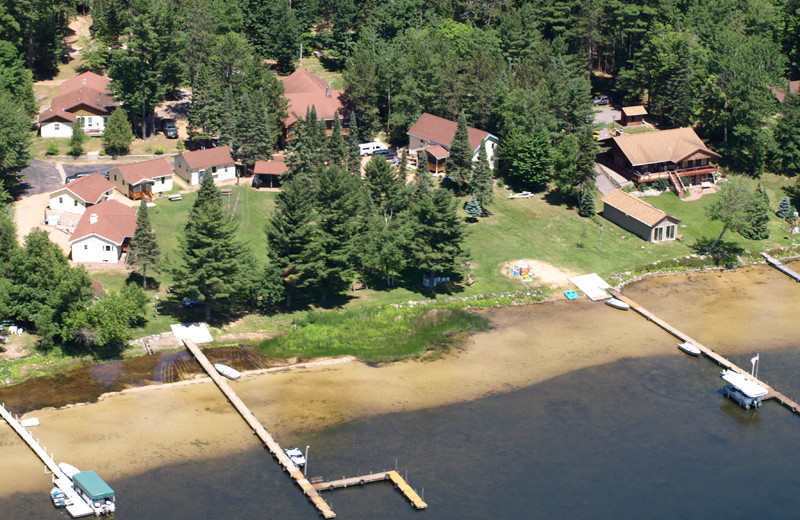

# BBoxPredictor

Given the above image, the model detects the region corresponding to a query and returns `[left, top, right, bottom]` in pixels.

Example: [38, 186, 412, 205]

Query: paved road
[62, 163, 117, 177]
[17, 160, 62, 197]
[594, 164, 616, 195]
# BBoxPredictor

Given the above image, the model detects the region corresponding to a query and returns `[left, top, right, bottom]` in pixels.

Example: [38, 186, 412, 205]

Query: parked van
[359, 140, 388, 156]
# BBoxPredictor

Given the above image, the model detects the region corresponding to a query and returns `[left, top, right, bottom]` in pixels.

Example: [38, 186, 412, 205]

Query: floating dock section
[608, 289, 800, 416]
[0, 403, 95, 517]
[182, 339, 336, 519]
[762, 253, 800, 282]
[311, 470, 427, 510]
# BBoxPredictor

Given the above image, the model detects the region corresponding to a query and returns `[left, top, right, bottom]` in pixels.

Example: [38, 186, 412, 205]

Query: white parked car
[359, 140, 388, 156]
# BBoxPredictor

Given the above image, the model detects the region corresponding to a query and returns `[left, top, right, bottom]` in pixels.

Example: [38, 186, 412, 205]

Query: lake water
[2, 263, 800, 518]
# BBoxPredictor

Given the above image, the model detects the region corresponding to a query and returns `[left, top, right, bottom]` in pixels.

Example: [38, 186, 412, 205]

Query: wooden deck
[608, 289, 800, 416]
[762, 253, 800, 282]
[0, 403, 96, 517]
[312, 470, 427, 510]
[182, 339, 336, 519]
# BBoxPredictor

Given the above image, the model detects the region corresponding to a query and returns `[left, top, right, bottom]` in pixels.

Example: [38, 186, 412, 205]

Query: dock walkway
[0, 403, 95, 517]
[312, 470, 427, 510]
[608, 289, 800, 416]
[182, 339, 336, 519]
[762, 253, 800, 282]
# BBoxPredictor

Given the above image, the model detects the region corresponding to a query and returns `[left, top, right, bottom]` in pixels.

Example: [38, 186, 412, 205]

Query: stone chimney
[90, 213, 98, 225]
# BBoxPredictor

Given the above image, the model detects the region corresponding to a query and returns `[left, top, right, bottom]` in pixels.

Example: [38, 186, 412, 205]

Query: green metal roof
[73, 471, 115, 499]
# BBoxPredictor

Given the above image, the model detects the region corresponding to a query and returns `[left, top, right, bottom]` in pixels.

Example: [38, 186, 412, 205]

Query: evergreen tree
[313, 165, 365, 303]
[69, 119, 88, 157]
[774, 93, 800, 176]
[407, 184, 467, 288]
[464, 195, 483, 219]
[265, 175, 320, 307]
[471, 144, 494, 212]
[447, 110, 472, 194]
[328, 111, 346, 166]
[360, 205, 408, 287]
[345, 115, 361, 175]
[578, 184, 596, 217]
[364, 155, 407, 215]
[552, 134, 580, 197]
[0, 89, 32, 188]
[741, 184, 771, 240]
[285, 106, 326, 180]
[102, 108, 134, 156]
[776, 196, 792, 218]
[398, 147, 408, 181]
[127, 200, 160, 290]
[172, 174, 245, 320]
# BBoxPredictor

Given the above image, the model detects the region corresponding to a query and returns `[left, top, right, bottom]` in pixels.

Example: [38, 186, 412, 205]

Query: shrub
[98, 148, 106, 156]
[176, 139, 184, 151]
[46, 141, 59, 155]
[154, 146, 164, 155]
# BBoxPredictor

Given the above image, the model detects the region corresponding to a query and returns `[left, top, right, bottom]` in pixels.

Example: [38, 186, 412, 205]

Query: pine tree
[775, 93, 800, 176]
[172, 174, 245, 320]
[464, 195, 483, 218]
[328, 111, 346, 166]
[364, 155, 407, 215]
[285, 106, 326, 181]
[448, 110, 473, 194]
[265, 175, 321, 307]
[126, 200, 160, 290]
[407, 185, 467, 289]
[776, 195, 792, 218]
[360, 195, 409, 287]
[345, 116, 362, 175]
[398, 147, 408, 181]
[741, 185, 771, 240]
[471, 144, 494, 211]
[313, 165, 366, 303]
[69, 119, 88, 157]
[103, 108, 134, 156]
[578, 184, 596, 217]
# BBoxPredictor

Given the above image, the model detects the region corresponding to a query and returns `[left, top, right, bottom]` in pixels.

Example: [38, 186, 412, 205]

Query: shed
[621, 105, 647, 126]
[601, 189, 680, 242]
[253, 155, 288, 188]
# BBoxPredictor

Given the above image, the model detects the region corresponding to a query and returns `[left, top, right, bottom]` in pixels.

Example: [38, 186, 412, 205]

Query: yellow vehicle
[592, 130, 600, 140]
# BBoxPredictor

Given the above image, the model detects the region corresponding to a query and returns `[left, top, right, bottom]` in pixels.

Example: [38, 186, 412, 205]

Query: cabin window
[113, 174, 117, 181]
[74, 200, 78, 206]
[654, 227, 664, 241]
[58, 197, 63, 203]
[84, 245, 88, 249]
[161, 177, 165, 184]
[666, 225, 675, 239]
[103, 117, 108, 126]
[54, 123, 60, 130]
[104, 245, 111, 251]
[212, 166, 217, 174]
[87, 118, 93, 127]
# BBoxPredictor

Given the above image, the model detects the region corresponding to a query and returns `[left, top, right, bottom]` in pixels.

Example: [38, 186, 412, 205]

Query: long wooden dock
[608, 289, 800, 416]
[0, 403, 95, 517]
[311, 470, 428, 510]
[762, 252, 800, 282]
[182, 339, 336, 519]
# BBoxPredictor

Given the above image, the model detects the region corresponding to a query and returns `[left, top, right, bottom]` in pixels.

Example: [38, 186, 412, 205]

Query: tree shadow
[690, 236, 746, 266]
[543, 190, 578, 209]
[126, 271, 161, 291]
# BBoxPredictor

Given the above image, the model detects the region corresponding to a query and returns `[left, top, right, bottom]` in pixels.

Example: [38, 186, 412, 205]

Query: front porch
[128, 183, 153, 200]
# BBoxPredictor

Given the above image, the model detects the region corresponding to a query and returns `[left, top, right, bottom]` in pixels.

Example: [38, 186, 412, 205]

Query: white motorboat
[677, 342, 701, 356]
[58, 462, 81, 479]
[720, 370, 768, 409]
[214, 363, 241, 380]
[50, 486, 70, 507]
[605, 297, 630, 310]
[285, 447, 306, 467]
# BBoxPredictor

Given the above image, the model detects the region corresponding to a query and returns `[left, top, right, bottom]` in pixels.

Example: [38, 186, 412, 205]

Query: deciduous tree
[706, 177, 768, 250]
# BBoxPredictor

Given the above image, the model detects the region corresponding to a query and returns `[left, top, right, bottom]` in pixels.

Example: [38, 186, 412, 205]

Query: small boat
[285, 447, 306, 467]
[214, 363, 241, 380]
[605, 297, 630, 310]
[51, 487, 69, 507]
[564, 290, 579, 300]
[58, 462, 81, 479]
[677, 342, 701, 356]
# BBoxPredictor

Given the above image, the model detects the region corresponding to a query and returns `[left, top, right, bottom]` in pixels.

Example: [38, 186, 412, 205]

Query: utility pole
[598, 225, 604, 251]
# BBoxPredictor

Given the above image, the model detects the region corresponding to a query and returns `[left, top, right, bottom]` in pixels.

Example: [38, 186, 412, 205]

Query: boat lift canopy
[720, 370, 768, 398]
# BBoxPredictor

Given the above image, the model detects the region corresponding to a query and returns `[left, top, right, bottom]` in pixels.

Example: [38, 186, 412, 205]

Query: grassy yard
[29, 132, 187, 160]
[298, 56, 344, 90]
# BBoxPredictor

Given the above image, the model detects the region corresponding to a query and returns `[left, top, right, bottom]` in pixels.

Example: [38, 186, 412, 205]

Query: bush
[46, 141, 59, 155]
[98, 148, 107, 156]
[176, 139, 184, 151]
[154, 146, 164, 155]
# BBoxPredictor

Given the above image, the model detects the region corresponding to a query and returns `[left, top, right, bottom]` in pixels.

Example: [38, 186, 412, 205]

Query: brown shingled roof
[282, 69, 344, 126]
[51, 173, 115, 204]
[38, 108, 77, 124]
[61, 71, 112, 95]
[254, 155, 288, 175]
[622, 105, 647, 117]
[69, 199, 137, 245]
[770, 80, 800, 103]
[407, 113, 493, 152]
[423, 145, 450, 160]
[116, 158, 173, 186]
[50, 86, 117, 115]
[611, 127, 720, 167]
[601, 189, 679, 227]
[180, 146, 234, 170]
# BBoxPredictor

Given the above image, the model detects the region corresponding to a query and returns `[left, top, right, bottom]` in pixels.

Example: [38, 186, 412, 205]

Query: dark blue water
[4, 349, 799, 519]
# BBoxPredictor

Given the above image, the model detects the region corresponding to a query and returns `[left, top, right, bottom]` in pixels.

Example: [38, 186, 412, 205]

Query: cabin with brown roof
[770, 80, 800, 103]
[407, 113, 499, 174]
[281, 69, 345, 138]
[109, 158, 174, 200]
[598, 127, 721, 192]
[69, 200, 138, 263]
[174, 146, 236, 185]
[38, 72, 119, 138]
[620, 105, 647, 126]
[253, 155, 288, 188]
[49, 173, 115, 215]
[602, 189, 680, 242]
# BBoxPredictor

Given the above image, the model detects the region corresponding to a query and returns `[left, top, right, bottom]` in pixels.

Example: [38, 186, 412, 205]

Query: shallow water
[2, 262, 800, 518]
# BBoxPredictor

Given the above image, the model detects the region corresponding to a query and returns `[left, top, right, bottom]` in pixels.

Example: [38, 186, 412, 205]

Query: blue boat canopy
[73, 471, 115, 499]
